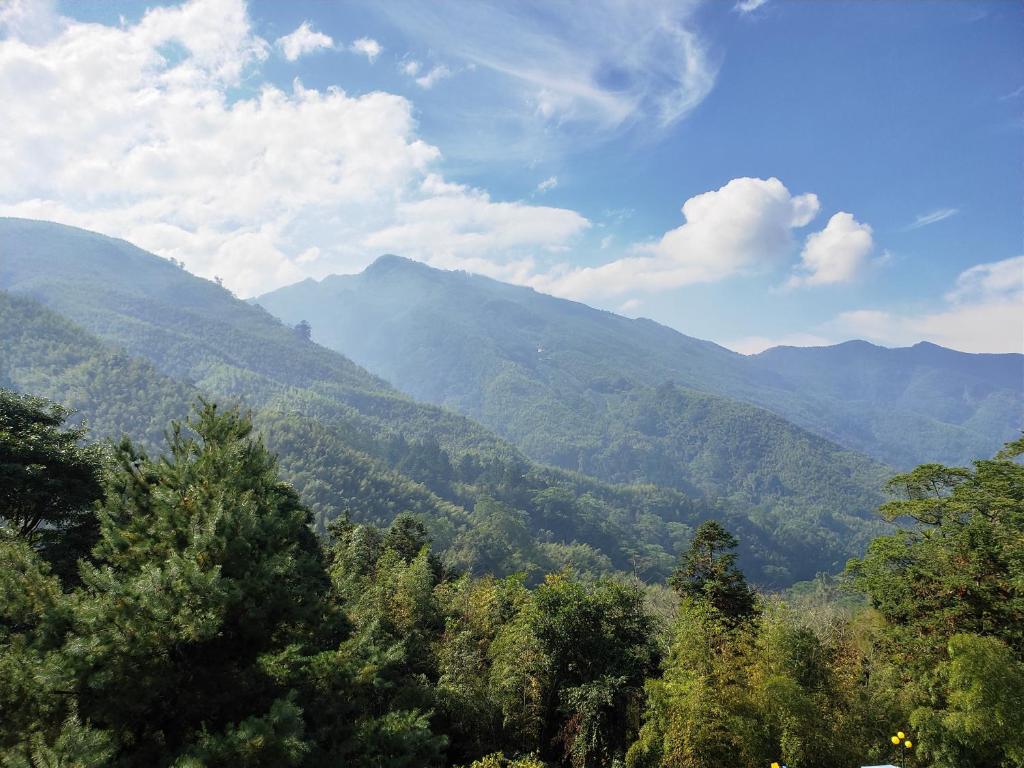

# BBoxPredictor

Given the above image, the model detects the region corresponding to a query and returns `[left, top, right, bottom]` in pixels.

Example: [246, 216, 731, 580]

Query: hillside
[256, 254, 1020, 471]
[749, 340, 1023, 467]
[254, 256, 891, 521]
[0, 218, 891, 584]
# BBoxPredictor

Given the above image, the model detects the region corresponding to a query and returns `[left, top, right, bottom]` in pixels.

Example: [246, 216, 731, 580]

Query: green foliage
[66, 402, 337, 765]
[254, 257, 901, 584]
[0, 389, 104, 581]
[1, 380, 1022, 768]
[846, 437, 1024, 767]
[669, 521, 756, 624]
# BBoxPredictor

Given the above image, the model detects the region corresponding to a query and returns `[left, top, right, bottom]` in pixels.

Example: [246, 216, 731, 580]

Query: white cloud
[947, 254, 1024, 304]
[0, 0, 589, 296]
[906, 207, 958, 230]
[374, 0, 716, 133]
[0, 0, 61, 43]
[531, 177, 820, 300]
[276, 21, 333, 62]
[833, 255, 1024, 353]
[536, 176, 558, 194]
[414, 64, 450, 89]
[350, 37, 381, 62]
[724, 333, 834, 355]
[735, 0, 769, 13]
[362, 175, 589, 269]
[401, 59, 421, 76]
[786, 212, 874, 288]
[618, 298, 643, 314]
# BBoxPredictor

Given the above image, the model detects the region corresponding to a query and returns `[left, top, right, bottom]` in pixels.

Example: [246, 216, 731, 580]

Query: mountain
[0, 217, 891, 584]
[748, 340, 1023, 467]
[256, 255, 1021, 473]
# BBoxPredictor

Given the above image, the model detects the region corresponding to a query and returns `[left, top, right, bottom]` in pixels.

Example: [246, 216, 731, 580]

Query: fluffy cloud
[786, 212, 874, 288]
[350, 37, 381, 62]
[833, 255, 1023, 353]
[532, 177, 820, 300]
[276, 21, 332, 61]
[0, 0, 589, 296]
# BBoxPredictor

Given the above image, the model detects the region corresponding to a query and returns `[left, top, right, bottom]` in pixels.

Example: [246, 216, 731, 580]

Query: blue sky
[1, 0, 1021, 352]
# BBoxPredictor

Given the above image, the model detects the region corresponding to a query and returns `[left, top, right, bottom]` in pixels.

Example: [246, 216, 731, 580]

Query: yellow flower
[891, 736, 900, 745]
[897, 731, 906, 740]
[905, 740, 913, 749]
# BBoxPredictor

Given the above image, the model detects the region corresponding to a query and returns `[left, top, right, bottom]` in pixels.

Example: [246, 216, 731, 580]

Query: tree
[0, 390, 104, 583]
[847, 436, 1024, 767]
[669, 521, 756, 624]
[66, 401, 340, 766]
[295, 320, 312, 342]
[529, 572, 660, 768]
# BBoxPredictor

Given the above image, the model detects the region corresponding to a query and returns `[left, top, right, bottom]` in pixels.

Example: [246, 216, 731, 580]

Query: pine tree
[67, 401, 339, 766]
[0, 389, 104, 583]
[669, 521, 757, 624]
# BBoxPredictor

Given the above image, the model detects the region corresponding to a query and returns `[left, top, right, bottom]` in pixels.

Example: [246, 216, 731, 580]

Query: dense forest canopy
[1, 388, 1021, 767]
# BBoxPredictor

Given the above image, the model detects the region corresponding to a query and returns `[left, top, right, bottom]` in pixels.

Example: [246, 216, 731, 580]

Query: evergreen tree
[67, 402, 340, 766]
[0, 390, 104, 582]
[669, 521, 757, 624]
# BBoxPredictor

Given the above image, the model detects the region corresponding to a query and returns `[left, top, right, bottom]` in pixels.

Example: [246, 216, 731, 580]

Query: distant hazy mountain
[254, 255, 896, 534]
[256, 254, 1021, 473]
[748, 340, 1022, 467]
[1, 217, 894, 584]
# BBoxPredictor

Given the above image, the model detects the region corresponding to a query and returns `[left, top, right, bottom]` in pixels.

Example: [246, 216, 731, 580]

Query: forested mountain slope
[257, 255, 1020, 472]
[0, 219, 891, 584]
[254, 255, 891, 520]
[749, 340, 1023, 467]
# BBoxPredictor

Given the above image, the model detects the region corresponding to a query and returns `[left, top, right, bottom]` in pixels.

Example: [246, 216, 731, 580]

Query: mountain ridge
[1, 217, 892, 584]
[257, 253, 1021, 472]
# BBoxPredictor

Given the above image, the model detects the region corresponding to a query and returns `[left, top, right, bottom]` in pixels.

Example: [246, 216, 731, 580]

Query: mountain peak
[363, 254, 429, 275]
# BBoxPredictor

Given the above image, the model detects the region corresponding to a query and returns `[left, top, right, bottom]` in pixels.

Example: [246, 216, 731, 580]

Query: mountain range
[256, 254, 1021, 474]
[3, 217, 1020, 586]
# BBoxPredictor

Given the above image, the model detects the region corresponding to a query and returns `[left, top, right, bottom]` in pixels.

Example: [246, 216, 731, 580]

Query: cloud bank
[0, 0, 588, 296]
[531, 177, 822, 299]
[834, 255, 1024, 353]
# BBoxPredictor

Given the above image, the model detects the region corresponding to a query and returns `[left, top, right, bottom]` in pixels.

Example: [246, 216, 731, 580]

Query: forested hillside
[0, 219, 891, 584]
[256, 255, 1021, 471]
[2, 389, 1021, 767]
[254, 255, 893, 527]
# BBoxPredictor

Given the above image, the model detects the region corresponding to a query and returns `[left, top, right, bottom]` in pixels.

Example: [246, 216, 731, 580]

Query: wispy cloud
[400, 59, 451, 88]
[415, 64, 451, 89]
[372, 0, 716, 135]
[735, 0, 769, 14]
[536, 176, 558, 194]
[906, 207, 958, 230]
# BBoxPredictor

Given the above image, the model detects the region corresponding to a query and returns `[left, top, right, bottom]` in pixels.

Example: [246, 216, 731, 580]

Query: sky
[0, 0, 1021, 354]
